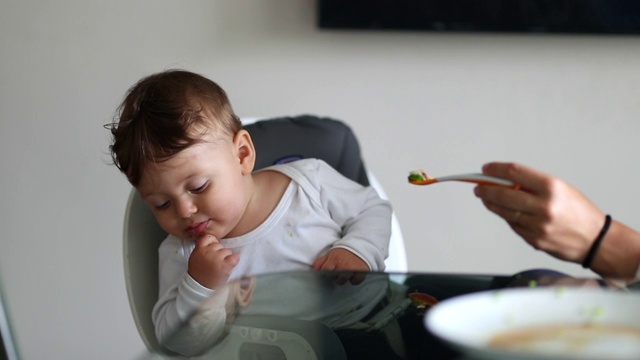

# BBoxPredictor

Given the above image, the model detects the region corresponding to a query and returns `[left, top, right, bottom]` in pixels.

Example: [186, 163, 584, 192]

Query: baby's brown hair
[108, 69, 242, 186]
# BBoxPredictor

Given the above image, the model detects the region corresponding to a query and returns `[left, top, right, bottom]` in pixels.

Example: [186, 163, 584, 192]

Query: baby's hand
[312, 248, 369, 285]
[188, 234, 239, 289]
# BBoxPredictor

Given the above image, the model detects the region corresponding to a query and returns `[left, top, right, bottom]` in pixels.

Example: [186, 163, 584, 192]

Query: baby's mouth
[186, 220, 211, 238]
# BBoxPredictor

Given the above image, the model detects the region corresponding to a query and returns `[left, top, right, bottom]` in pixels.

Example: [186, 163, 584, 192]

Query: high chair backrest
[122, 115, 407, 353]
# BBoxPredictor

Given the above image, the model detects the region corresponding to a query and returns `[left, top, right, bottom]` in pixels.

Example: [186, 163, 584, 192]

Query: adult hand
[312, 248, 369, 285]
[473, 162, 605, 263]
[188, 234, 240, 289]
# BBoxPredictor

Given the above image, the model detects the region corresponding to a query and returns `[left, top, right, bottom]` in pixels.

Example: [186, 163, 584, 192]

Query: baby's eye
[190, 182, 208, 194]
[155, 201, 170, 210]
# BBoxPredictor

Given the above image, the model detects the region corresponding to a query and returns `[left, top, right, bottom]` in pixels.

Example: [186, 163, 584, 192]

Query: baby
[108, 69, 392, 353]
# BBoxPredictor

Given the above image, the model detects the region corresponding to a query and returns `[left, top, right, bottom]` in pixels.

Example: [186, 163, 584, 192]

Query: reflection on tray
[142, 270, 639, 360]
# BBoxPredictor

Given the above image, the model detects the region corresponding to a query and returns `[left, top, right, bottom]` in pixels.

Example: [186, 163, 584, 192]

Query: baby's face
[137, 131, 253, 240]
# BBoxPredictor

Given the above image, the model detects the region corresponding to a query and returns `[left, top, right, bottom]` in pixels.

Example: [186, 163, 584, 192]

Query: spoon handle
[409, 173, 520, 189]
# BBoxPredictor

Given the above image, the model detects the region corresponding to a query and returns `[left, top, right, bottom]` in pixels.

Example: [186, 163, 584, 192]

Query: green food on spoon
[408, 170, 428, 182]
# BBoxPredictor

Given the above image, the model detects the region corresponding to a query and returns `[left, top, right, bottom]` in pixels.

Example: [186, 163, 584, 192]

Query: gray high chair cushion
[244, 115, 369, 187]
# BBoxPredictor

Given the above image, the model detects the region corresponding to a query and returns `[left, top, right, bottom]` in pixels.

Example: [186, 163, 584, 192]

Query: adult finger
[475, 185, 520, 210]
[482, 162, 553, 195]
[475, 184, 539, 216]
[509, 220, 538, 241]
[482, 199, 529, 226]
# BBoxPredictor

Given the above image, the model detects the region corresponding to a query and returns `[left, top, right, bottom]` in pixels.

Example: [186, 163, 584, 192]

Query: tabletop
[141, 270, 640, 360]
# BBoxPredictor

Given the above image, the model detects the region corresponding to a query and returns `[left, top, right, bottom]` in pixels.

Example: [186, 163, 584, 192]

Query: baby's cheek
[155, 215, 179, 236]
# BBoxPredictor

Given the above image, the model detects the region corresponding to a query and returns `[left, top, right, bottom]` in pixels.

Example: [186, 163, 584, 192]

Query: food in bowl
[488, 323, 640, 357]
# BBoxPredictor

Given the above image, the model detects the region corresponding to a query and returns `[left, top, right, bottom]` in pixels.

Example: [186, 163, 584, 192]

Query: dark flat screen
[318, 0, 640, 34]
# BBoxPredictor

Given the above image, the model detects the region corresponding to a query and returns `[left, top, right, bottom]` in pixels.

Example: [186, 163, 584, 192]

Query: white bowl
[425, 287, 640, 360]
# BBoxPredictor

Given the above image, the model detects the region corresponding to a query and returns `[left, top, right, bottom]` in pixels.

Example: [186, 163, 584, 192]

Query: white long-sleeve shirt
[152, 158, 392, 353]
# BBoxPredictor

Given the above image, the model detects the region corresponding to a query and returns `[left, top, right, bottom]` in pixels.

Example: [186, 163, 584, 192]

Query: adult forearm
[588, 220, 640, 279]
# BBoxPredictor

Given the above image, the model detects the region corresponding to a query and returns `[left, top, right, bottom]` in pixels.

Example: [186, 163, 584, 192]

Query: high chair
[122, 115, 407, 356]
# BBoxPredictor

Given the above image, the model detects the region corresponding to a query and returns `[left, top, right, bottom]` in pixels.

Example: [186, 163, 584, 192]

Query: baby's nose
[176, 199, 197, 219]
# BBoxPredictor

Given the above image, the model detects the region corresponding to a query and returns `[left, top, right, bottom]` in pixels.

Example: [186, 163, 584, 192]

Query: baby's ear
[233, 130, 255, 175]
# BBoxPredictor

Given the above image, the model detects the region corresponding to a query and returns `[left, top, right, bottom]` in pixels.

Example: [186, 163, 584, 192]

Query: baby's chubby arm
[188, 234, 239, 289]
[314, 162, 392, 271]
[279, 158, 392, 273]
[153, 235, 239, 355]
[312, 248, 369, 284]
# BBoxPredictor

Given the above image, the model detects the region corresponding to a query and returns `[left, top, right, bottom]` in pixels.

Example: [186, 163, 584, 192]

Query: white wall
[1, 1, 639, 359]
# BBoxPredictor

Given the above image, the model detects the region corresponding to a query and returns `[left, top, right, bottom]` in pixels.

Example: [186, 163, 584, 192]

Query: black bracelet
[582, 214, 612, 269]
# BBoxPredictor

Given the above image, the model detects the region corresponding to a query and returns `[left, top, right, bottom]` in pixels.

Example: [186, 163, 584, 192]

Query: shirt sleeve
[159, 285, 232, 357]
[306, 159, 393, 271]
[151, 236, 215, 350]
